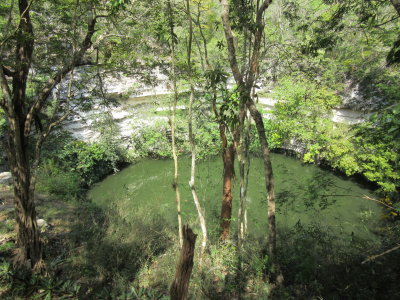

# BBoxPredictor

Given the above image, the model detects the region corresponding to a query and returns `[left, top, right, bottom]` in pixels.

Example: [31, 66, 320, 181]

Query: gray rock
[36, 218, 48, 228]
[0, 172, 13, 186]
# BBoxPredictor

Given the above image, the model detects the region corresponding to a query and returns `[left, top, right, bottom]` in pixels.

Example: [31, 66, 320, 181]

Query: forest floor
[0, 185, 175, 299]
[1, 184, 400, 299]
[0, 185, 77, 245]
[0, 185, 82, 299]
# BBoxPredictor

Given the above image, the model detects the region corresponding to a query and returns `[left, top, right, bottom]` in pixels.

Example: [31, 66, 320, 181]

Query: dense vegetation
[0, 0, 399, 299]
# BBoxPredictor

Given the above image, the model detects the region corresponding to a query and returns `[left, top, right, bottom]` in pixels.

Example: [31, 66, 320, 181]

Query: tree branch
[0, 0, 35, 49]
[374, 15, 400, 27]
[247, 0, 272, 87]
[219, 0, 244, 85]
[24, 16, 97, 137]
[361, 195, 400, 212]
[362, 244, 400, 264]
[30, 68, 75, 192]
[2, 65, 15, 78]
[0, 61, 13, 110]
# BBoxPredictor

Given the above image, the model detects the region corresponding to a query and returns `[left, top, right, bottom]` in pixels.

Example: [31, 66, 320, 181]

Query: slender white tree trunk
[237, 109, 251, 242]
[168, 0, 183, 247]
[186, 0, 207, 256]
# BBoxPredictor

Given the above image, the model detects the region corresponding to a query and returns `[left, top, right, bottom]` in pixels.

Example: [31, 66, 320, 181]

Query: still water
[89, 154, 380, 242]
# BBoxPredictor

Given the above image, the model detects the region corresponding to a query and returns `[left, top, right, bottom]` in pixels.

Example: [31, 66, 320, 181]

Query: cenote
[89, 153, 381, 244]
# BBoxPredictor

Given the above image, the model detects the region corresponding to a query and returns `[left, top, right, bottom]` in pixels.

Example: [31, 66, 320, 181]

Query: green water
[88, 154, 380, 242]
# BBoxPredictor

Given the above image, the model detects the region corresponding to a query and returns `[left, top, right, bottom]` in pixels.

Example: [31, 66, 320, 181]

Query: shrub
[37, 159, 82, 200]
[58, 140, 119, 186]
[37, 139, 122, 199]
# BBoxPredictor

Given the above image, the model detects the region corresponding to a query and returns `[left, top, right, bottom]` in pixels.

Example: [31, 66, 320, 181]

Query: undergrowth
[1, 186, 399, 299]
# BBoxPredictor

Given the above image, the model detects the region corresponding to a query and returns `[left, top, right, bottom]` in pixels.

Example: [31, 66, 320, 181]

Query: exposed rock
[0, 172, 13, 186]
[57, 70, 369, 145]
[36, 218, 48, 228]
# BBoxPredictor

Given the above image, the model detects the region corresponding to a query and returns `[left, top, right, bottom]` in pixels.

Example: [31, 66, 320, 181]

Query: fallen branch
[362, 244, 400, 264]
[361, 195, 399, 213]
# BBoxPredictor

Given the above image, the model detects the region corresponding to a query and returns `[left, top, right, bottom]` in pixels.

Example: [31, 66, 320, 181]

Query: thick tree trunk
[2, 0, 43, 273]
[170, 225, 197, 300]
[6, 113, 43, 272]
[219, 124, 235, 241]
[0, 0, 97, 273]
[12, 172, 43, 272]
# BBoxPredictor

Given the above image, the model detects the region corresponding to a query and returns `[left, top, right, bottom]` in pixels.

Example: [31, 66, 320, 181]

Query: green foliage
[91, 111, 128, 164]
[124, 286, 168, 300]
[229, 0, 257, 33]
[270, 75, 399, 194]
[0, 260, 12, 293]
[352, 105, 400, 193]
[276, 219, 400, 299]
[194, 120, 220, 159]
[0, 247, 81, 299]
[37, 159, 82, 201]
[131, 121, 173, 159]
[37, 136, 122, 200]
[59, 140, 119, 186]
[67, 200, 172, 299]
[204, 67, 229, 89]
[272, 76, 341, 150]
[109, 0, 131, 12]
[220, 89, 240, 128]
[129, 116, 220, 160]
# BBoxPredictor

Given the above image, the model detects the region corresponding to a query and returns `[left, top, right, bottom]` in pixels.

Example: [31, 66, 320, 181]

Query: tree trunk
[219, 124, 235, 241]
[186, 0, 207, 256]
[168, 0, 183, 247]
[12, 173, 43, 272]
[237, 107, 250, 242]
[1, 0, 44, 273]
[7, 118, 44, 272]
[246, 97, 283, 284]
[170, 225, 197, 300]
[218, 0, 282, 283]
[0, 0, 98, 273]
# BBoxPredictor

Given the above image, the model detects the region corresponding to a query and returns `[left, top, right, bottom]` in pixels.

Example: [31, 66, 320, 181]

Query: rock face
[57, 70, 368, 144]
[0, 172, 13, 186]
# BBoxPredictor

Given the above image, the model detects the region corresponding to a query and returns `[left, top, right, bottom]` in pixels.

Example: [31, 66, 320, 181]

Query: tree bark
[168, 0, 183, 247]
[186, 0, 207, 256]
[0, 0, 98, 272]
[246, 97, 283, 284]
[7, 114, 43, 271]
[237, 107, 250, 242]
[219, 124, 235, 241]
[218, 0, 283, 284]
[170, 225, 197, 300]
[3, 0, 44, 272]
